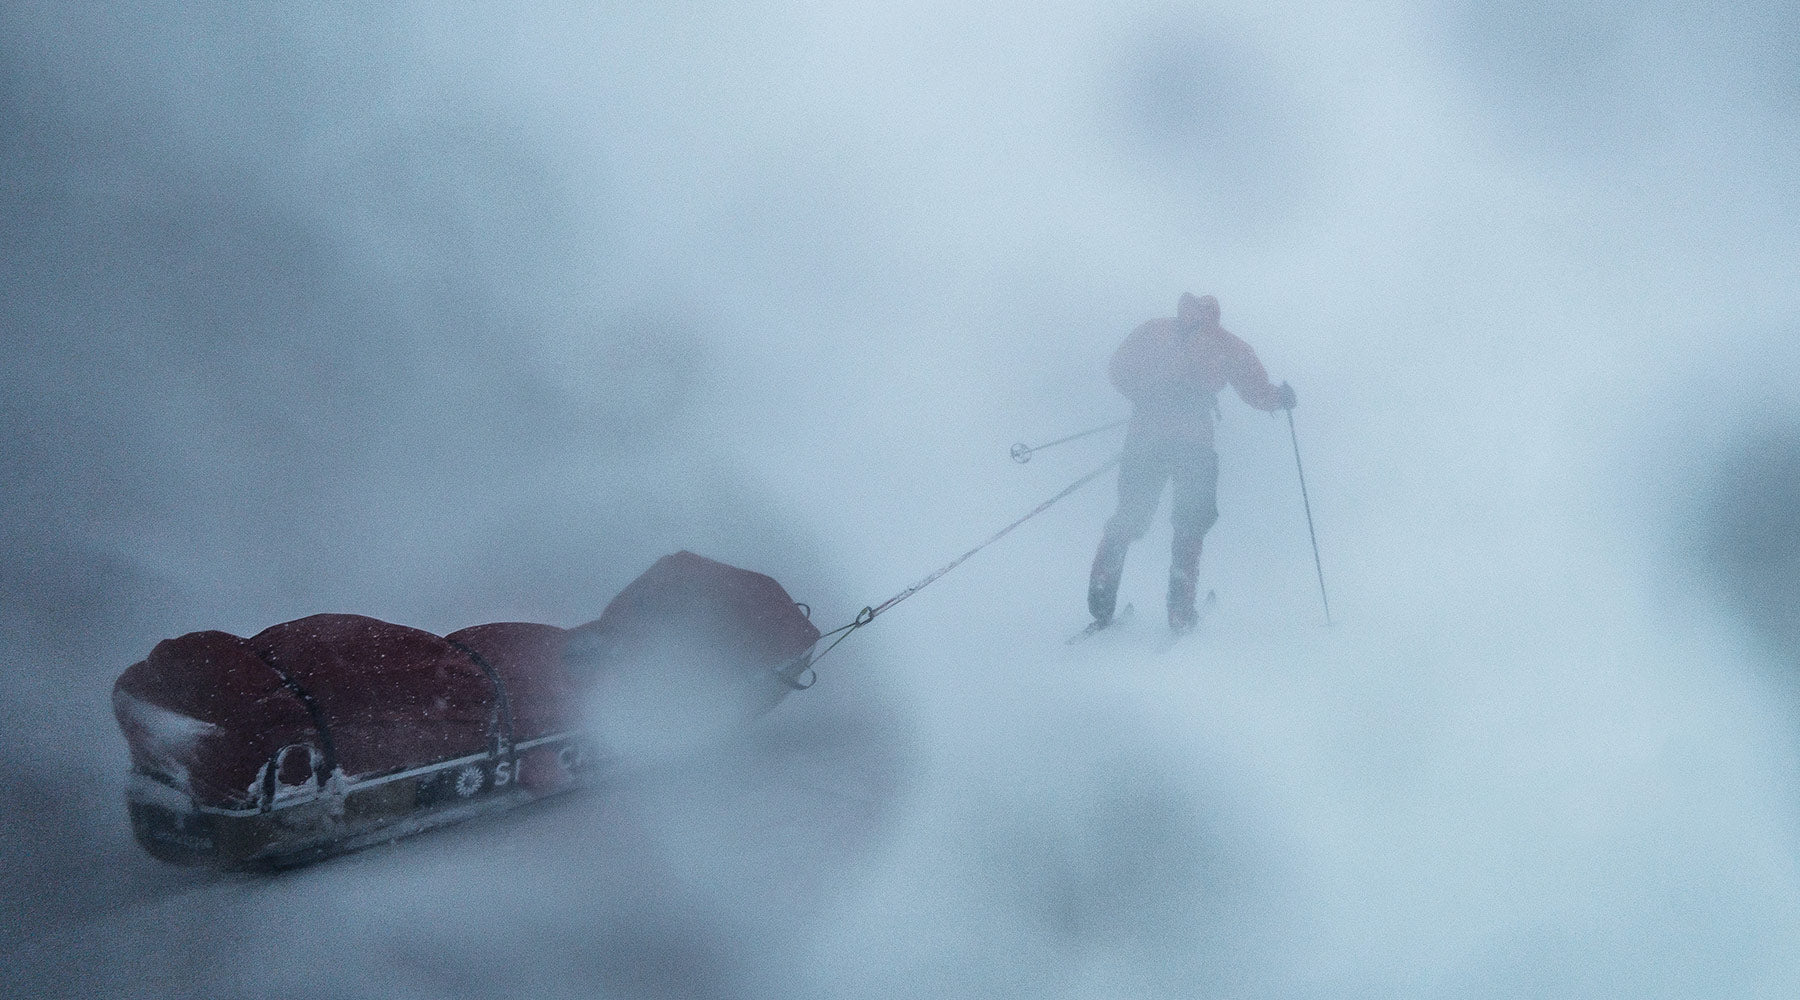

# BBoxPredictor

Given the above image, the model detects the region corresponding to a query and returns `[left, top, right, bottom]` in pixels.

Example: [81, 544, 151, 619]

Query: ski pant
[1088, 436, 1219, 619]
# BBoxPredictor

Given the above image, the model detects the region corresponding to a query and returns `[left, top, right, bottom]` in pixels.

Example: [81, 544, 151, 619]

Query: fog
[4, 2, 1798, 997]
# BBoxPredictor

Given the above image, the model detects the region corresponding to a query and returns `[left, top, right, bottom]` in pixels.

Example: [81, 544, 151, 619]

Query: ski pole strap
[809, 452, 1123, 667]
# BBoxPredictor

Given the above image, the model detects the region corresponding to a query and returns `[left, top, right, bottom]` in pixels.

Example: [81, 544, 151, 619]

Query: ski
[1067, 602, 1134, 644]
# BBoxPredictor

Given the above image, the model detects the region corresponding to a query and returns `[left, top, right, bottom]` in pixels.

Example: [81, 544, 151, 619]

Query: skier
[1088, 292, 1296, 633]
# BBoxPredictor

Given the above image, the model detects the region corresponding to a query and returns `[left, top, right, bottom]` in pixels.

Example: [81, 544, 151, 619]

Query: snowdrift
[112, 552, 820, 868]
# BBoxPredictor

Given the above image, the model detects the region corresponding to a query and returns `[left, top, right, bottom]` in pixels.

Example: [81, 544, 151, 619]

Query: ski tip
[1067, 603, 1134, 644]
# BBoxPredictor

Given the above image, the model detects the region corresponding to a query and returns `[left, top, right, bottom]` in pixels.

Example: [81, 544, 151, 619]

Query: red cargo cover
[563, 550, 821, 716]
[246, 614, 497, 783]
[113, 630, 314, 807]
[113, 552, 823, 815]
[443, 622, 576, 742]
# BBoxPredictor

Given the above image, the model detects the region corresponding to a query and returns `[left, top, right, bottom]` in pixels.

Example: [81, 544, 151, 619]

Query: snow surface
[6, 3, 1800, 999]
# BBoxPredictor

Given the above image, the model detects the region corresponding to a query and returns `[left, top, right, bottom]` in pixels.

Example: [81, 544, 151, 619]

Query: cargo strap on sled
[805, 452, 1123, 670]
[247, 647, 339, 804]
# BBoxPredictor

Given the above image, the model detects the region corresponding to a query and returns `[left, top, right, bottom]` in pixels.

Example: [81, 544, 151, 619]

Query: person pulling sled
[1088, 292, 1296, 633]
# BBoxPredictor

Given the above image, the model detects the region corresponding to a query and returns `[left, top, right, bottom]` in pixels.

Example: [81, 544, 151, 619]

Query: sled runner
[112, 552, 820, 869]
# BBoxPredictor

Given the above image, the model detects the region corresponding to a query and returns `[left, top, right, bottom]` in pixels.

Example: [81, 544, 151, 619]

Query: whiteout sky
[3, 2, 1799, 998]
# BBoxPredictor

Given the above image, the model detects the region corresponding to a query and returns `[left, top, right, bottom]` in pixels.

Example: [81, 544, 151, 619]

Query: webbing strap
[248, 649, 339, 799]
[446, 638, 516, 756]
[807, 452, 1122, 668]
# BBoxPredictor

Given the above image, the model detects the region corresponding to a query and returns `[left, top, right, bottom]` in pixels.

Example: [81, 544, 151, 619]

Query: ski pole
[1285, 407, 1331, 626]
[1010, 418, 1129, 463]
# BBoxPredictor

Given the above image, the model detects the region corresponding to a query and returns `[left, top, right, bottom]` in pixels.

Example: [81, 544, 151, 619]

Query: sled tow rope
[1009, 418, 1128, 463]
[805, 452, 1122, 668]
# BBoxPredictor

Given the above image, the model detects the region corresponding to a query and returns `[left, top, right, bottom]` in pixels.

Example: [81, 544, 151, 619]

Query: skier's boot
[1167, 569, 1198, 634]
[1168, 530, 1204, 634]
[1088, 537, 1128, 626]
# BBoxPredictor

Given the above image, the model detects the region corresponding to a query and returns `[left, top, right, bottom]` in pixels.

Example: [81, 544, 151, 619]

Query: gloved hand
[1277, 382, 1297, 410]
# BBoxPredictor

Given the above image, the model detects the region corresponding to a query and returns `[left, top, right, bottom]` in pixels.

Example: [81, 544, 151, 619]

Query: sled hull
[125, 732, 597, 870]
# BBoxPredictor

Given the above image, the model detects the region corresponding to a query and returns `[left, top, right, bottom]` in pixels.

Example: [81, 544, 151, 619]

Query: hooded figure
[1090, 292, 1296, 632]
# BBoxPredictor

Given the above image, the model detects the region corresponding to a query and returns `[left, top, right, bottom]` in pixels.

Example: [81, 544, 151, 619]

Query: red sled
[112, 552, 820, 869]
